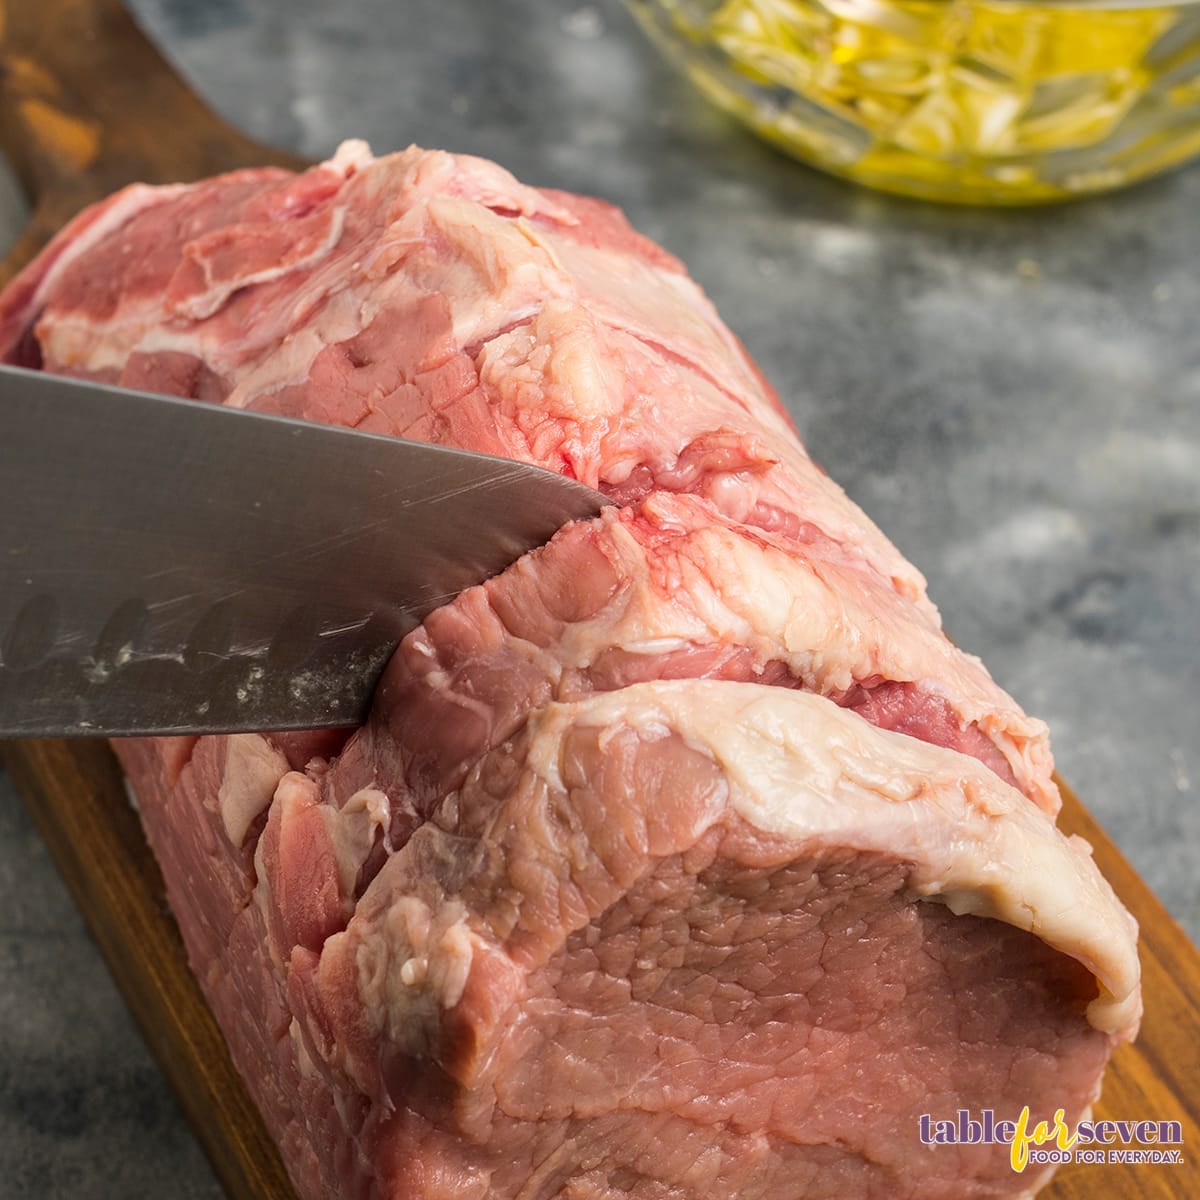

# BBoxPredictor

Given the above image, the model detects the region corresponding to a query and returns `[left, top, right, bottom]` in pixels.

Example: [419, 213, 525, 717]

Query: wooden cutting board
[1, 3, 1197, 1198]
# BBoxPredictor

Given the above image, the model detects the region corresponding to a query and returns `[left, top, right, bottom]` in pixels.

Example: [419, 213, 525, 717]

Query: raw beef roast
[0, 143, 1140, 1198]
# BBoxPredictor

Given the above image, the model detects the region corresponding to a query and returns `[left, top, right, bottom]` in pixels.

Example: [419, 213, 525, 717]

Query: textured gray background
[1, 0, 1197, 1195]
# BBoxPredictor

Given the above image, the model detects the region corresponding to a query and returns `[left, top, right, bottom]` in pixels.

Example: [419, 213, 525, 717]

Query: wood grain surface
[1, 3, 1197, 1198]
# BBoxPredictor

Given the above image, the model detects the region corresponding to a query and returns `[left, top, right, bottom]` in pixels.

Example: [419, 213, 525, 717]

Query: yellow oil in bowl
[628, 0, 1200, 202]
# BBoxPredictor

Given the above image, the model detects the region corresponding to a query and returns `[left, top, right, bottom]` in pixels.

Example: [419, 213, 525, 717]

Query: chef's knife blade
[0, 366, 607, 737]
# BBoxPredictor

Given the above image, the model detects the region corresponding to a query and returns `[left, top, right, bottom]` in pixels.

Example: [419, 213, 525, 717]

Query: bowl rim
[632, 0, 1200, 13]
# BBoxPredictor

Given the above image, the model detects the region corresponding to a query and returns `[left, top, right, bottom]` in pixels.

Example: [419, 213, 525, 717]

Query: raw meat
[0, 143, 1140, 1199]
[299, 682, 1137, 1200]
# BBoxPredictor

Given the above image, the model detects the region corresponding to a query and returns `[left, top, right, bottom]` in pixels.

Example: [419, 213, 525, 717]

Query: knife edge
[0, 366, 608, 736]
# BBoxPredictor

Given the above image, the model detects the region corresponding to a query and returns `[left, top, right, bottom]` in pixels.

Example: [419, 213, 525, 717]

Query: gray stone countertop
[1, 1, 1197, 1195]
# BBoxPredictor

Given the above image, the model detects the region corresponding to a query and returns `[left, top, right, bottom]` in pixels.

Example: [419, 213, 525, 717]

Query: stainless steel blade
[0, 366, 606, 737]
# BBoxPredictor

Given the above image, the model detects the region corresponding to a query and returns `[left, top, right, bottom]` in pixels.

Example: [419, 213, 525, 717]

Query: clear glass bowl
[627, 0, 1200, 203]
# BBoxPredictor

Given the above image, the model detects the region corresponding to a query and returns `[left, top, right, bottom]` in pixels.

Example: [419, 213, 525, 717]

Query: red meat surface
[0, 143, 1140, 1199]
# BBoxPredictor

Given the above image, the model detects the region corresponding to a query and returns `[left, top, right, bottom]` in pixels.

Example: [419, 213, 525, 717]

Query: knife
[0, 366, 607, 737]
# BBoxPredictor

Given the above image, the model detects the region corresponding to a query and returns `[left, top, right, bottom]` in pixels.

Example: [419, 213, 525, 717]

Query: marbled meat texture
[0, 142, 1140, 1200]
